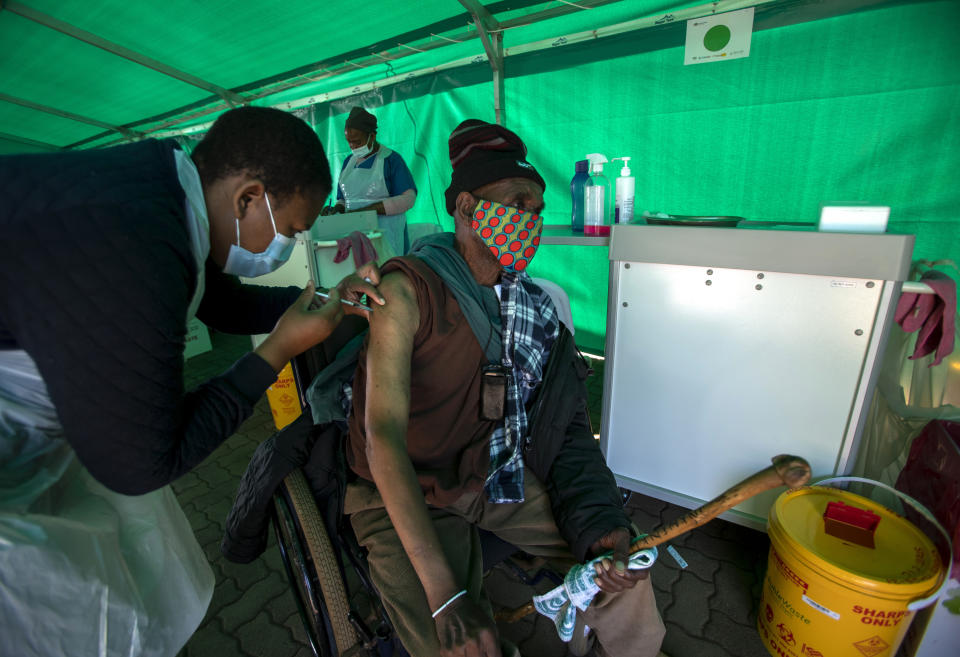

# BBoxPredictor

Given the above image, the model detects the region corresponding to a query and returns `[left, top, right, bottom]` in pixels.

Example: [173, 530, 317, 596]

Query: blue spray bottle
[570, 160, 589, 233]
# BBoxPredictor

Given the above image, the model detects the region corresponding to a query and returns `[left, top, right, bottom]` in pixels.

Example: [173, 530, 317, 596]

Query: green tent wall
[275, 1, 960, 351]
[3, 0, 958, 351]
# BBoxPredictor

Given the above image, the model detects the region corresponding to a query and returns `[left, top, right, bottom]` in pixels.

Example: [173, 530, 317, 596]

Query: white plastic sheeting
[0, 350, 214, 657]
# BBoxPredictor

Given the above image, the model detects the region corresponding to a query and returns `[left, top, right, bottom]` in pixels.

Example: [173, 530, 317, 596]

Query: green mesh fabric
[2, 0, 957, 351]
[502, 1, 960, 349]
[291, 2, 960, 351]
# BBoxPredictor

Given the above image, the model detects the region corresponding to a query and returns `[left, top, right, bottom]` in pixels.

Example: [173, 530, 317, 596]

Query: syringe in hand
[314, 290, 373, 312]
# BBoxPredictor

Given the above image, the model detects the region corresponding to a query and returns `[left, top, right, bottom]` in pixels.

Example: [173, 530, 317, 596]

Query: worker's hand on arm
[335, 261, 385, 316]
[434, 593, 501, 657]
[365, 273, 501, 657]
[590, 527, 648, 593]
[254, 281, 344, 371]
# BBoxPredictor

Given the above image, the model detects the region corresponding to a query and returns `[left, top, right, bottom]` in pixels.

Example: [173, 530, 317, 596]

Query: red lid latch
[823, 500, 881, 548]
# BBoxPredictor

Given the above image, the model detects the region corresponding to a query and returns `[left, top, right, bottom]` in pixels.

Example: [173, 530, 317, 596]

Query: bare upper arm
[363, 271, 420, 445]
[367, 270, 419, 351]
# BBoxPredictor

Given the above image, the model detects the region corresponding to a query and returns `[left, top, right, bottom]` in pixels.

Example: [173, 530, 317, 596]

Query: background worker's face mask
[350, 134, 374, 158]
[222, 193, 295, 277]
[471, 199, 543, 272]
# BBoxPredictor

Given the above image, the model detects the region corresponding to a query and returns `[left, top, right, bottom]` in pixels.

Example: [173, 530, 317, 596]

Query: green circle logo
[704, 24, 731, 52]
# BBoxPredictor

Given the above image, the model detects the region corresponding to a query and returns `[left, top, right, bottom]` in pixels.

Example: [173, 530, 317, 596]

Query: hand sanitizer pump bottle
[583, 153, 612, 236]
[613, 157, 635, 224]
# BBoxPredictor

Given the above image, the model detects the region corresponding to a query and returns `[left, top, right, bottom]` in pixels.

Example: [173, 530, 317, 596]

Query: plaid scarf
[484, 270, 559, 503]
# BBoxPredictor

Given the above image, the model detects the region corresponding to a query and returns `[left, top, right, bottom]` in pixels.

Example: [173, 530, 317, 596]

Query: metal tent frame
[0, 0, 900, 150]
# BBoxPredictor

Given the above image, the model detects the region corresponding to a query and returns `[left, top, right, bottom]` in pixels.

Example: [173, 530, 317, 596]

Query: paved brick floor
[175, 332, 314, 657]
[175, 330, 773, 657]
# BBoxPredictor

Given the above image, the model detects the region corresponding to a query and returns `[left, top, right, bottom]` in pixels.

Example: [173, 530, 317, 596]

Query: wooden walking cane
[496, 454, 812, 623]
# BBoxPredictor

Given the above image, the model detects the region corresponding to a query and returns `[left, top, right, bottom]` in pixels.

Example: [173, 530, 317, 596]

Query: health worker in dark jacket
[0, 106, 383, 657]
[345, 119, 665, 657]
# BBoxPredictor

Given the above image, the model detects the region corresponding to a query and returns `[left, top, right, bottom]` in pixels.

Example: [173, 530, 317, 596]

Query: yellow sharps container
[265, 361, 302, 430]
[758, 480, 946, 657]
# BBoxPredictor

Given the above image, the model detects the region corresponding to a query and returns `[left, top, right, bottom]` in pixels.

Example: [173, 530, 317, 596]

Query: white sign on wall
[184, 317, 212, 359]
[684, 7, 755, 65]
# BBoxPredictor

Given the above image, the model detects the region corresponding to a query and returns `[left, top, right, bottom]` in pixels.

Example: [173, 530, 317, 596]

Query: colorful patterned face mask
[471, 199, 543, 272]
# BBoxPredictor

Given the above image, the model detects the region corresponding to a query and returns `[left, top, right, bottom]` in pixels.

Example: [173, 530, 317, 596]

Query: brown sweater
[347, 256, 495, 506]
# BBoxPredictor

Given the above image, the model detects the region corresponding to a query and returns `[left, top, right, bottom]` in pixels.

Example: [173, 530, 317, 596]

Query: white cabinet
[600, 225, 914, 529]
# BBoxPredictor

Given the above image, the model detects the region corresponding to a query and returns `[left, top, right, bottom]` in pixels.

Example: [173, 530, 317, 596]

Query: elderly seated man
[344, 119, 665, 657]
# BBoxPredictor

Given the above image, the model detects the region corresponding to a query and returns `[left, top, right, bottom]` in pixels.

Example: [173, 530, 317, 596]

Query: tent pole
[0, 131, 61, 151]
[0, 92, 143, 140]
[458, 0, 506, 125]
[493, 32, 505, 127]
[4, 0, 245, 107]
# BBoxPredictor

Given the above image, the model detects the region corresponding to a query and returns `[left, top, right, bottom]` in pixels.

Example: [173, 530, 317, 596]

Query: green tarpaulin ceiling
[2, 0, 958, 351]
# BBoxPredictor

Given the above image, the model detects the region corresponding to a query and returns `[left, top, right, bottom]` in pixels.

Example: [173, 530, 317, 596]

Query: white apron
[338, 145, 407, 257]
[0, 151, 214, 657]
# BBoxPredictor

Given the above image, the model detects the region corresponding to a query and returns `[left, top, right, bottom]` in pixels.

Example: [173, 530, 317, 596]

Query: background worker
[0, 106, 383, 657]
[322, 105, 417, 257]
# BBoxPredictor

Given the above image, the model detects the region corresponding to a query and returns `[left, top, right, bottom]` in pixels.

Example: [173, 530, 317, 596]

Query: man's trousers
[345, 467, 665, 657]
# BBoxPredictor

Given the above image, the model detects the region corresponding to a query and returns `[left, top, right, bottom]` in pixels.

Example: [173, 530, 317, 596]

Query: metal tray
[643, 214, 744, 227]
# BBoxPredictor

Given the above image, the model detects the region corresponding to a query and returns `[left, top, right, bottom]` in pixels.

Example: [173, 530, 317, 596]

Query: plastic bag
[851, 308, 960, 488]
[0, 457, 215, 657]
[1, 350, 214, 657]
[895, 420, 960, 578]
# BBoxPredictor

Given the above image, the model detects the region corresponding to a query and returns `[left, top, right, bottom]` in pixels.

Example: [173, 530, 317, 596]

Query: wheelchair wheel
[274, 468, 358, 656]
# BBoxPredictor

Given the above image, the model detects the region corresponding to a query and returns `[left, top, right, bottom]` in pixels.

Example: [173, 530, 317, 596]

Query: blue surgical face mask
[222, 193, 295, 277]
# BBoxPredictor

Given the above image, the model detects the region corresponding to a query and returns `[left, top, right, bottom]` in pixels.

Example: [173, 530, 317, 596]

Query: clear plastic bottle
[613, 157, 635, 224]
[570, 159, 589, 233]
[584, 153, 613, 236]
